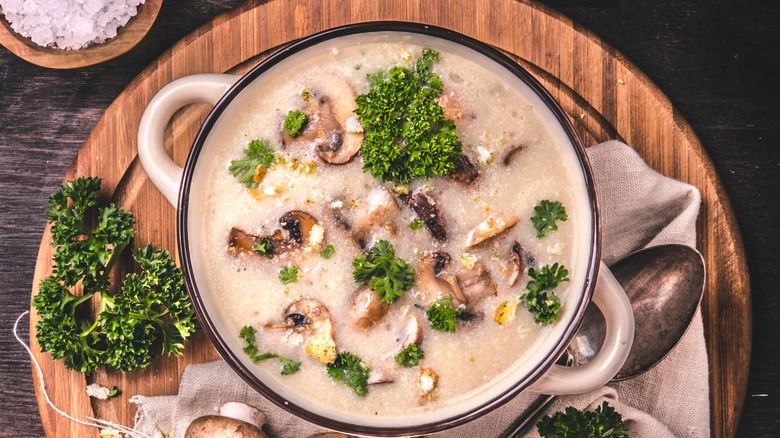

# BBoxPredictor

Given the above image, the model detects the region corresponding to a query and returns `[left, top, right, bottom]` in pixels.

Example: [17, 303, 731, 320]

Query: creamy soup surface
[197, 35, 587, 419]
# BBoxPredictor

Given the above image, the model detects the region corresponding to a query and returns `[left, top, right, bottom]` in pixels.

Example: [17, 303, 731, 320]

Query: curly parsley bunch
[33, 177, 198, 373]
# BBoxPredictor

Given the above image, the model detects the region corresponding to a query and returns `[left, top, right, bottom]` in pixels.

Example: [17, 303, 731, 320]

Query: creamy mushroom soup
[194, 33, 592, 420]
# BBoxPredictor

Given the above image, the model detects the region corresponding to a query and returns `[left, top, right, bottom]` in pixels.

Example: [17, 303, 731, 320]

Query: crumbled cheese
[459, 252, 478, 269]
[299, 86, 312, 102]
[305, 332, 337, 364]
[547, 243, 563, 255]
[330, 200, 344, 209]
[494, 300, 518, 325]
[476, 146, 494, 164]
[306, 224, 325, 251]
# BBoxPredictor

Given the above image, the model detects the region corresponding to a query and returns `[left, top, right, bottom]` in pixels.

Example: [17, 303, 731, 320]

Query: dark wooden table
[1, 0, 777, 436]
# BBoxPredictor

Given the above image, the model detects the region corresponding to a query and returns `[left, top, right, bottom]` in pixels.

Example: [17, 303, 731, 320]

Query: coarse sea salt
[0, 0, 145, 51]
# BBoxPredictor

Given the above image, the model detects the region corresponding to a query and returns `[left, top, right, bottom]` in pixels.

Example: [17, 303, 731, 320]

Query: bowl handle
[528, 261, 635, 394]
[137, 74, 239, 207]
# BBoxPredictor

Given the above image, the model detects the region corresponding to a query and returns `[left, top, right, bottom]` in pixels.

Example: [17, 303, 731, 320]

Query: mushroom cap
[348, 285, 390, 329]
[185, 415, 269, 438]
[464, 213, 518, 248]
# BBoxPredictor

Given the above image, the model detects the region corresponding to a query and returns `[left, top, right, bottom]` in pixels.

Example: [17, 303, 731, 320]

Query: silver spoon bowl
[500, 244, 705, 437]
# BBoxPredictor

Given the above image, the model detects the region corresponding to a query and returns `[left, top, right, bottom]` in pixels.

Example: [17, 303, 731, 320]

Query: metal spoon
[498, 244, 705, 437]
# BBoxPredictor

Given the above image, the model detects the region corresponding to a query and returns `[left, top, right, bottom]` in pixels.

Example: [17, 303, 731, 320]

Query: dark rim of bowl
[178, 20, 600, 437]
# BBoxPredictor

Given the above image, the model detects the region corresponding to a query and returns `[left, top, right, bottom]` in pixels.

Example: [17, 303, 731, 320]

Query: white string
[13, 311, 155, 438]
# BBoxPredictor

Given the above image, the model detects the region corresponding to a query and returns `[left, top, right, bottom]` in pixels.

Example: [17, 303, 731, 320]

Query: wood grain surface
[3, 0, 777, 437]
[0, 0, 162, 69]
[26, 0, 750, 436]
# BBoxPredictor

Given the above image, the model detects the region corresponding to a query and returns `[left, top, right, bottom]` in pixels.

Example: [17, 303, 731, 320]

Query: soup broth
[195, 33, 591, 421]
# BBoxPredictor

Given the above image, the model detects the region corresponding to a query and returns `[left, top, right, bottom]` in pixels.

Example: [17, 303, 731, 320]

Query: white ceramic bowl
[138, 21, 634, 436]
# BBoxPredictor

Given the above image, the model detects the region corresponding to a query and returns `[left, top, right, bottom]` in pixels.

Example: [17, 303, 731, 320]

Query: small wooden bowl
[0, 0, 162, 69]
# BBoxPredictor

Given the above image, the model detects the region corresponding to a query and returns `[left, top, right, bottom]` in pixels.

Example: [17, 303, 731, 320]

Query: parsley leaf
[409, 218, 424, 230]
[279, 265, 299, 284]
[426, 295, 461, 332]
[537, 401, 627, 438]
[326, 352, 370, 396]
[283, 109, 308, 137]
[355, 49, 464, 183]
[229, 139, 276, 188]
[352, 240, 415, 303]
[523, 263, 569, 325]
[252, 237, 274, 258]
[531, 200, 568, 238]
[320, 243, 336, 259]
[395, 343, 425, 367]
[239, 325, 301, 376]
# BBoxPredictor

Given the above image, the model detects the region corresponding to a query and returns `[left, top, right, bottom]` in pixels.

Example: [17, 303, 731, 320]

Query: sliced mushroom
[351, 186, 400, 243]
[267, 299, 336, 364]
[399, 313, 424, 349]
[284, 74, 363, 164]
[228, 211, 323, 258]
[508, 241, 525, 287]
[348, 285, 390, 329]
[186, 402, 268, 438]
[408, 187, 447, 242]
[416, 252, 455, 305]
[367, 366, 396, 385]
[447, 154, 480, 186]
[502, 144, 527, 166]
[281, 299, 334, 336]
[228, 227, 261, 254]
[455, 261, 498, 306]
[435, 90, 464, 121]
[464, 213, 518, 248]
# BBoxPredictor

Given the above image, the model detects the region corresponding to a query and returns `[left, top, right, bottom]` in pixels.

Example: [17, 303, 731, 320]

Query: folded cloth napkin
[132, 140, 709, 437]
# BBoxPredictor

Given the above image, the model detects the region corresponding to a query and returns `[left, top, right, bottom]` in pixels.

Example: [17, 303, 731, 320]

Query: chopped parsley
[352, 240, 415, 303]
[531, 200, 568, 238]
[279, 265, 299, 285]
[239, 326, 301, 375]
[395, 344, 425, 368]
[523, 263, 569, 324]
[355, 49, 464, 183]
[252, 237, 274, 258]
[326, 351, 370, 396]
[538, 401, 627, 438]
[426, 295, 461, 333]
[229, 139, 276, 188]
[320, 243, 336, 259]
[409, 217, 424, 230]
[283, 109, 308, 137]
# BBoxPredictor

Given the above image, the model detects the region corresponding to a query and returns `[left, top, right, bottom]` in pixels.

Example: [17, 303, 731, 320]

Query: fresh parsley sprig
[523, 263, 569, 324]
[239, 326, 301, 375]
[426, 295, 462, 333]
[355, 49, 464, 183]
[283, 109, 308, 137]
[33, 178, 198, 374]
[326, 351, 370, 396]
[229, 139, 276, 188]
[395, 344, 424, 368]
[352, 240, 415, 303]
[537, 401, 627, 438]
[531, 200, 568, 238]
[279, 265, 299, 285]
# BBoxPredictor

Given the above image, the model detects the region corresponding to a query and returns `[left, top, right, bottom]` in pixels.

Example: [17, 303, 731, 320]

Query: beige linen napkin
[131, 140, 709, 437]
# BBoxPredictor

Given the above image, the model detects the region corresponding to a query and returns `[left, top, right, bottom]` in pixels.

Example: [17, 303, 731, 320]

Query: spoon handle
[497, 394, 557, 438]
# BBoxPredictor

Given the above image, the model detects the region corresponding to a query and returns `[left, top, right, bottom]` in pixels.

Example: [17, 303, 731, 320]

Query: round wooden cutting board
[29, 0, 750, 437]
